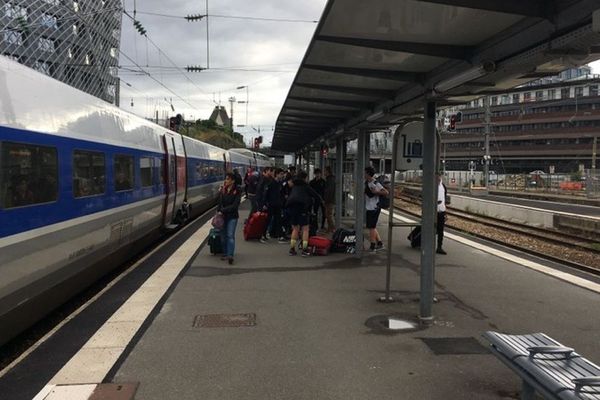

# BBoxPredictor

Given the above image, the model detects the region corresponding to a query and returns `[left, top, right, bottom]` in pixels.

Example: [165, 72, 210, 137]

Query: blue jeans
[220, 218, 238, 257]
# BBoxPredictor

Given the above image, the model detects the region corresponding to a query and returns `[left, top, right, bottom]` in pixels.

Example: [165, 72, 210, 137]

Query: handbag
[211, 213, 224, 229]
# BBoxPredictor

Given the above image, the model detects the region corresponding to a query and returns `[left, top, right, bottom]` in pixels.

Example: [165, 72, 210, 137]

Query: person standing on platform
[364, 166, 388, 252]
[217, 173, 241, 265]
[286, 171, 320, 257]
[323, 166, 336, 233]
[233, 168, 243, 187]
[244, 167, 259, 215]
[309, 169, 326, 232]
[436, 172, 448, 255]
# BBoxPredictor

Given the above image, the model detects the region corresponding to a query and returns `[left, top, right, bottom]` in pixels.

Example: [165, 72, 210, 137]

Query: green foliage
[181, 120, 245, 150]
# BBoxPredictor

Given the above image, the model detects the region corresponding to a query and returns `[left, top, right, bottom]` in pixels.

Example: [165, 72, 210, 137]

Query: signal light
[449, 114, 456, 131]
[169, 117, 177, 131]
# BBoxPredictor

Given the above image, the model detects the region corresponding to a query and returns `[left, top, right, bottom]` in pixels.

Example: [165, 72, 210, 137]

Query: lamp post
[228, 97, 236, 130]
[236, 85, 249, 127]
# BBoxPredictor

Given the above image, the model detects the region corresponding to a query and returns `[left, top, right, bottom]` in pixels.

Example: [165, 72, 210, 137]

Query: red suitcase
[244, 212, 268, 240]
[308, 236, 332, 256]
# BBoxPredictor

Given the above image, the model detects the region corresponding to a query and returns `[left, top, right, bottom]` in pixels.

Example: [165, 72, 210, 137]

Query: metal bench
[483, 331, 600, 400]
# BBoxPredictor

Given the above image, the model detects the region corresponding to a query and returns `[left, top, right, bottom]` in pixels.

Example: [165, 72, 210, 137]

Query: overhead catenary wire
[131, 10, 318, 23]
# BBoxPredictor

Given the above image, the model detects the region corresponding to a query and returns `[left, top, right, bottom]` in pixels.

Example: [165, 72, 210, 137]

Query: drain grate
[420, 337, 489, 355]
[193, 313, 256, 328]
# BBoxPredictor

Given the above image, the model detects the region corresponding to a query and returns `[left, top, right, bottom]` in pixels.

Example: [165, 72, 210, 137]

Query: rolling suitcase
[308, 236, 332, 256]
[408, 226, 421, 248]
[208, 228, 223, 255]
[244, 211, 268, 240]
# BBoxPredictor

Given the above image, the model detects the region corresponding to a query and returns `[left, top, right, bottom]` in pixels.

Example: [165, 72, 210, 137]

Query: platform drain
[420, 337, 489, 355]
[193, 313, 256, 328]
[365, 314, 424, 334]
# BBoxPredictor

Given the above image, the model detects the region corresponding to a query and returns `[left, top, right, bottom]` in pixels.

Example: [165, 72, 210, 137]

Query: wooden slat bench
[483, 331, 600, 400]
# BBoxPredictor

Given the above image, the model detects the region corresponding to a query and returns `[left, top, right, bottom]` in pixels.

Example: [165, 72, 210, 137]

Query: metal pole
[335, 136, 344, 228]
[592, 136, 597, 173]
[381, 126, 402, 303]
[484, 95, 491, 188]
[420, 100, 437, 322]
[206, 0, 210, 69]
[354, 130, 366, 258]
[246, 86, 249, 127]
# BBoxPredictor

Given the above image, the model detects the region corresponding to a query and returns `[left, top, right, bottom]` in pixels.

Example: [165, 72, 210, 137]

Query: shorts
[288, 205, 309, 227]
[366, 208, 381, 229]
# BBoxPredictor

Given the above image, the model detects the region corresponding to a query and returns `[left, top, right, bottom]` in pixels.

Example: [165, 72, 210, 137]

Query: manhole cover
[420, 337, 489, 355]
[193, 313, 256, 328]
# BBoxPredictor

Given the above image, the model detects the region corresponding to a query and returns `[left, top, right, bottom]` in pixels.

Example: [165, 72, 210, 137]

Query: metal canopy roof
[272, 0, 600, 152]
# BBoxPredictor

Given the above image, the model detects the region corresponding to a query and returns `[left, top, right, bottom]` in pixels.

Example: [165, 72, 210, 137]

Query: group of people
[215, 165, 336, 262]
[214, 164, 447, 264]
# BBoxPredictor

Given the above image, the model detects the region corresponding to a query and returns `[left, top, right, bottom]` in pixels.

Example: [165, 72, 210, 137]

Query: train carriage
[0, 56, 263, 345]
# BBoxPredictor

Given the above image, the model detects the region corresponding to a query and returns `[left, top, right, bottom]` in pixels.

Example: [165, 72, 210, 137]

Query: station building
[443, 67, 600, 173]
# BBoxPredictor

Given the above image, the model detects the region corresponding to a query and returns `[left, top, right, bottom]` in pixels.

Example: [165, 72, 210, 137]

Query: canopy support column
[335, 135, 344, 229]
[354, 130, 367, 258]
[420, 100, 438, 322]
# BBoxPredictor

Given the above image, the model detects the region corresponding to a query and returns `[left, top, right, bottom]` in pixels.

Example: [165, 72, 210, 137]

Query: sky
[118, 0, 328, 147]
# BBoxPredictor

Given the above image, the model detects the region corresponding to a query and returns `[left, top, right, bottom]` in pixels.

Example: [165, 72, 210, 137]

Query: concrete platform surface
[112, 204, 600, 400]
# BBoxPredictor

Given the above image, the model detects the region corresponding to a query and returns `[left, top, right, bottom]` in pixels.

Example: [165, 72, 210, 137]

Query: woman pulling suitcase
[217, 172, 242, 265]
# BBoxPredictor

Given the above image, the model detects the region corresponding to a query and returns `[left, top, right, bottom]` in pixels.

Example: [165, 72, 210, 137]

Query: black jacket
[286, 179, 322, 211]
[323, 175, 335, 204]
[218, 185, 241, 219]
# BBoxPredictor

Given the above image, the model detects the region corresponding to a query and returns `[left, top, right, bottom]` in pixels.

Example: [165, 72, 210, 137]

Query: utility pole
[206, 0, 210, 69]
[484, 95, 491, 187]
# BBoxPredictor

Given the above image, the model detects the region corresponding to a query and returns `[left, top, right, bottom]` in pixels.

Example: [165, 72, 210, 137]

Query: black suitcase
[208, 228, 223, 255]
[407, 226, 421, 248]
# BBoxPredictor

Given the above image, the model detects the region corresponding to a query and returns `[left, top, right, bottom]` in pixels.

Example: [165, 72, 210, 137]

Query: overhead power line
[131, 10, 318, 23]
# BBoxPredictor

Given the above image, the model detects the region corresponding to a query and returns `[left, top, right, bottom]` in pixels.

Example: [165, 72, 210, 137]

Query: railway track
[393, 195, 600, 276]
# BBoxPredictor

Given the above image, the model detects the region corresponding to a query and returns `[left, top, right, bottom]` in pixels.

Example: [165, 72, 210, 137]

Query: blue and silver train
[0, 57, 270, 345]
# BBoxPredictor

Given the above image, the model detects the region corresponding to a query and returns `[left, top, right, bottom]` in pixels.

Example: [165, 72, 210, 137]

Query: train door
[162, 134, 177, 227]
[173, 135, 187, 222]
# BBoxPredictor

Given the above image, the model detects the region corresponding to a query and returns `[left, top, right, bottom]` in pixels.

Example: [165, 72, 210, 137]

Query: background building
[0, 0, 122, 104]
[442, 68, 600, 174]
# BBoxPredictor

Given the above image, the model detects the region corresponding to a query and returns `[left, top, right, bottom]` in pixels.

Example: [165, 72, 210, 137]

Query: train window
[73, 150, 105, 198]
[1, 142, 58, 208]
[114, 154, 134, 191]
[140, 157, 153, 187]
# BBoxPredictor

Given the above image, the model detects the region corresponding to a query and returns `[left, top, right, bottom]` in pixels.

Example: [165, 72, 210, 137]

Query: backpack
[331, 228, 356, 253]
[376, 175, 391, 210]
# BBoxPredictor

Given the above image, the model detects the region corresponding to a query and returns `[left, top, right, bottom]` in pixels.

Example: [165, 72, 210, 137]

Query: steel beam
[415, 0, 548, 18]
[303, 64, 422, 82]
[288, 96, 369, 108]
[335, 135, 344, 229]
[294, 83, 396, 98]
[317, 35, 472, 60]
[283, 106, 355, 117]
[354, 130, 367, 258]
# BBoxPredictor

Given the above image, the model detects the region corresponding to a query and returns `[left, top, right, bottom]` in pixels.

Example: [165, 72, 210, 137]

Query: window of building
[561, 88, 570, 99]
[512, 93, 520, 103]
[34, 60, 52, 75]
[110, 47, 118, 58]
[590, 85, 598, 97]
[535, 91, 543, 100]
[72, 24, 78, 36]
[38, 37, 55, 53]
[73, 2, 79, 12]
[548, 89, 556, 100]
[1, 142, 58, 208]
[40, 13, 58, 29]
[115, 155, 134, 191]
[4, 3, 27, 19]
[524, 92, 531, 101]
[140, 157, 154, 187]
[575, 87, 584, 97]
[73, 150, 105, 198]
[3, 30, 23, 46]
[491, 96, 498, 106]
[42, 0, 60, 5]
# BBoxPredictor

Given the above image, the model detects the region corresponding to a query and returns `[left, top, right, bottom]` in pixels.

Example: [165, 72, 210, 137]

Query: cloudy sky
[118, 0, 328, 146]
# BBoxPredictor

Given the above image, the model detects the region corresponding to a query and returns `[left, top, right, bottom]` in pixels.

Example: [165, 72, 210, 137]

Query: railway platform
[2, 202, 600, 400]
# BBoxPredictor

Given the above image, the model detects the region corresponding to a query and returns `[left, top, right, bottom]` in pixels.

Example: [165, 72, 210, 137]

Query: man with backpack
[436, 172, 448, 255]
[364, 166, 389, 252]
